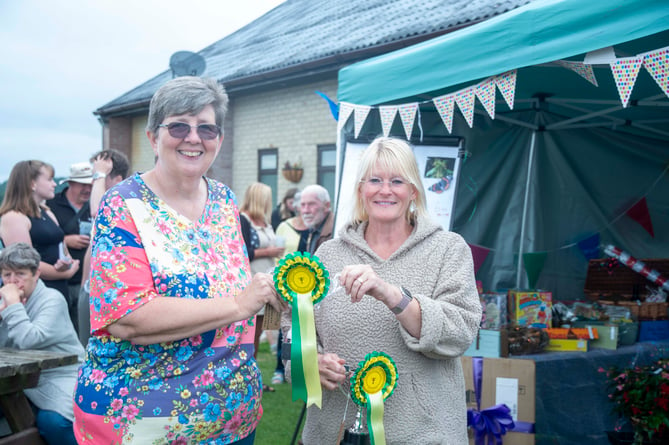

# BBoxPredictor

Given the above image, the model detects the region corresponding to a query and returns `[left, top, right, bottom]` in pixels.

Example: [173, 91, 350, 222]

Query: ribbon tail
[296, 293, 321, 407]
[290, 299, 307, 403]
[367, 392, 386, 445]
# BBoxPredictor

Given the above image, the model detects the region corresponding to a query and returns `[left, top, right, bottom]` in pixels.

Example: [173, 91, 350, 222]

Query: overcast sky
[0, 0, 285, 182]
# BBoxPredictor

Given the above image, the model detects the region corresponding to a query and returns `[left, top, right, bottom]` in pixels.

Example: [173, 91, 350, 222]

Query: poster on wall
[334, 141, 461, 237]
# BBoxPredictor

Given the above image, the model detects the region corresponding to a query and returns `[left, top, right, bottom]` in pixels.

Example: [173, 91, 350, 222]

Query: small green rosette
[274, 252, 330, 407]
[350, 352, 398, 445]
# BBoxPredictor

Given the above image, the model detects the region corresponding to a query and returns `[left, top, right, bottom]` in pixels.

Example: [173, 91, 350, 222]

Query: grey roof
[96, 0, 531, 116]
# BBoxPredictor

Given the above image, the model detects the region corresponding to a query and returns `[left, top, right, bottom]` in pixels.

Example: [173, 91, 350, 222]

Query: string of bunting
[336, 45, 669, 139]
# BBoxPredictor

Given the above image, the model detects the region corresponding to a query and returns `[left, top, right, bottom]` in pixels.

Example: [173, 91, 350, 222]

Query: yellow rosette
[350, 352, 398, 445]
[274, 252, 329, 407]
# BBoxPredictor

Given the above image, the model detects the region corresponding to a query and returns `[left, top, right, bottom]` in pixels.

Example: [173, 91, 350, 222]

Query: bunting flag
[433, 94, 455, 133]
[555, 60, 599, 86]
[398, 103, 418, 140]
[379, 105, 398, 137]
[469, 243, 491, 275]
[315, 91, 339, 120]
[643, 47, 669, 98]
[475, 79, 497, 119]
[610, 57, 643, 108]
[494, 70, 517, 110]
[523, 252, 547, 290]
[626, 197, 655, 237]
[454, 88, 476, 128]
[353, 104, 372, 138]
[577, 233, 601, 260]
[338, 101, 354, 132]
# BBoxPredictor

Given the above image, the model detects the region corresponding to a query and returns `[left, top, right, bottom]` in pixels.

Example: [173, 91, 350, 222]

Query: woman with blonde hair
[0, 160, 78, 298]
[239, 182, 285, 391]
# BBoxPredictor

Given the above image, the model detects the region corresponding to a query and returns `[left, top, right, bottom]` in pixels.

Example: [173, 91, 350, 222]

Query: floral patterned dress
[73, 174, 261, 445]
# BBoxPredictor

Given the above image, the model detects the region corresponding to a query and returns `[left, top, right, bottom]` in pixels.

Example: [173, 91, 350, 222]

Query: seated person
[0, 243, 84, 445]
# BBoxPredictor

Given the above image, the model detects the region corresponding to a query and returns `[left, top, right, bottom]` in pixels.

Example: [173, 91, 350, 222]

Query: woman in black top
[0, 160, 79, 297]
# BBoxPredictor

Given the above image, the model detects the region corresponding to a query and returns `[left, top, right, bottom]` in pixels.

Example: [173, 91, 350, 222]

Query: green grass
[254, 340, 305, 445]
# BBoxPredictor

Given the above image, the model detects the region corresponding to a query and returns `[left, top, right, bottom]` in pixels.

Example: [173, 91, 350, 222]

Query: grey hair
[301, 184, 331, 204]
[146, 76, 229, 134]
[0, 242, 41, 274]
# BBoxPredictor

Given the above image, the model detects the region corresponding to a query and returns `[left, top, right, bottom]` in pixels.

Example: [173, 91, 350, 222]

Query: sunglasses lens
[197, 124, 220, 140]
[166, 123, 191, 138]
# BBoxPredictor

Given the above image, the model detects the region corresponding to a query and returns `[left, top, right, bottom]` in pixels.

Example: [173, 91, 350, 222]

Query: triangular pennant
[556, 60, 599, 86]
[577, 233, 601, 260]
[494, 70, 517, 110]
[626, 197, 655, 237]
[642, 47, 669, 98]
[433, 94, 455, 134]
[454, 88, 476, 128]
[338, 102, 354, 131]
[475, 79, 496, 119]
[468, 243, 491, 275]
[610, 57, 642, 108]
[378, 105, 398, 137]
[523, 252, 547, 290]
[398, 103, 418, 140]
[353, 104, 372, 138]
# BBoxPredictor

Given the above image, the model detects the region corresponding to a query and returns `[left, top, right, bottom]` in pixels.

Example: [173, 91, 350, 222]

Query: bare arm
[90, 155, 113, 217]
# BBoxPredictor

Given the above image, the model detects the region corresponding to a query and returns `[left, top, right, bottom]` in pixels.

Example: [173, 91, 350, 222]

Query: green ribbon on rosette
[350, 352, 398, 445]
[274, 252, 329, 407]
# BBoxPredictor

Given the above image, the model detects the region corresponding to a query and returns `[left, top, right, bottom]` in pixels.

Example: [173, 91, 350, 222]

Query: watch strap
[390, 286, 413, 314]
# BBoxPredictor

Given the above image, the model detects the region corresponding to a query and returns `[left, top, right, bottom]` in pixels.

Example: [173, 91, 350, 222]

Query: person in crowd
[298, 184, 334, 253]
[275, 191, 307, 255]
[239, 182, 285, 391]
[72, 76, 286, 445]
[46, 162, 94, 331]
[271, 186, 299, 231]
[77, 148, 130, 346]
[285, 137, 482, 444]
[0, 160, 79, 299]
[0, 243, 85, 445]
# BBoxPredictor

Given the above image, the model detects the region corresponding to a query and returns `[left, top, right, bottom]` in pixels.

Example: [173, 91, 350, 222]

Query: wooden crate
[584, 258, 669, 320]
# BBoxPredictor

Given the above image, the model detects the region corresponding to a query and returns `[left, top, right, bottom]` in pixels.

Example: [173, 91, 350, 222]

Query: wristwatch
[92, 171, 107, 181]
[390, 286, 413, 314]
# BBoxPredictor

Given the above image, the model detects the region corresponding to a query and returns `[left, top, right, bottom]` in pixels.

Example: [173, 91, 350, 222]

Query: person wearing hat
[46, 162, 94, 332]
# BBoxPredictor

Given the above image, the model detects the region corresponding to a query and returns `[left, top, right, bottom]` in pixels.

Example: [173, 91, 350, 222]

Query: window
[258, 148, 278, 205]
[317, 144, 336, 202]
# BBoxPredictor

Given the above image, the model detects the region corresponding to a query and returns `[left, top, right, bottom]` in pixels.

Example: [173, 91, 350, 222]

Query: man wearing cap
[46, 162, 94, 332]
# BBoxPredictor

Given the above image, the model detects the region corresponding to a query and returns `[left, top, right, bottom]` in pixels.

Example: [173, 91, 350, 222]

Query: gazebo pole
[516, 130, 537, 289]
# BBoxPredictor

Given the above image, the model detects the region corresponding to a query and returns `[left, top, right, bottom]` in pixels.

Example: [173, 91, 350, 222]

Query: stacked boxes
[508, 290, 552, 328]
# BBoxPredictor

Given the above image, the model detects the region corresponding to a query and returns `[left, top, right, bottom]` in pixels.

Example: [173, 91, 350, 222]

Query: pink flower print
[204, 250, 222, 267]
[190, 335, 203, 346]
[231, 359, 240, 368]
[156, 218, 172, 235]
[224, 413, 243, 433]
[90, 369, 107, 383]
[111, 416, 123, 425]
[194, 370, 215, 387]
[110, 195, 124, 208]
[190, 399, 198, 407]
[122, 404, 139, 421]
[119, 387, 129, 397]
[110, 399, 123, 411]
[224, 272, 236, 284]
[103, 206, 112, 218]
[229, 255, 243, 269]
[172, 437, 188, 445]
[91, 401, 98, 410]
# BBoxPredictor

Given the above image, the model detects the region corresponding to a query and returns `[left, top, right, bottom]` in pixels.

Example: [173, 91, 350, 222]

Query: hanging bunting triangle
[610, 57, 643, 108]
[338, 102, 354, 132]
[577, 233, 601, 260]
[398, 103, 418, 140]
[523, 252, 547, 290]
[454, 88, 476, 128]
[378, 105, 398, 137]
[626, 197, 655, 237]
[555, 60, 599, 86]
[494, 70, 517, 110]
[642, 47, 669, 98]
[475, 79, 496, 119]
[468, 243, 491, 276]
[433, 94, 455, 134]
[353, 104, 372, 138]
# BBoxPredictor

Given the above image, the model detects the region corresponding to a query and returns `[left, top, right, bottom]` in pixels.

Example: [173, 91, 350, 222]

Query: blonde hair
[350, 137, 427, 226]
[0, 160, 55, 218]
[240, 182, 273, 224]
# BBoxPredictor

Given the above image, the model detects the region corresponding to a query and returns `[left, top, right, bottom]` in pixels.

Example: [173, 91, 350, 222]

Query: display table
[0, 348, 79, 445]
[514, 340, 669, 445]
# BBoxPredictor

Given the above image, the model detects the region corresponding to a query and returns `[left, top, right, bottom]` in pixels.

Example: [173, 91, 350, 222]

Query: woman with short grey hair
[0, 241, 41, 273]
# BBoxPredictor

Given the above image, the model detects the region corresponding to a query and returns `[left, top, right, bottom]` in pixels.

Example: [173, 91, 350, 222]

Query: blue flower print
[148, 376, 163, 390]
[204, 348, 215, 357]
[93, 297, 101, 312]
[226, 392, 241, 411]
[204, 402, 222, 422]
[153, 407, 162, 416]
[171, 248, 185, 262]
[200, 393, 210, 404]
[95, 236, 114, 254]
[178, 414, 189, 425]
[175, 346, 193, 362]
[103, 289, 117, 304]
[122, 349, 141, 365]
[184, 229, 197, 244]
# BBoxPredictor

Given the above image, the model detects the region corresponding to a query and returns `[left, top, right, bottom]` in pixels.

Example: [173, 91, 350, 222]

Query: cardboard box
[465, 329, 509, 358]
[589, 325, 618, 350]
[508, 290, 552, 328]
[462, 356, 535, 445]
[638, 320, 669, 341]
[544, 338, 588, 352]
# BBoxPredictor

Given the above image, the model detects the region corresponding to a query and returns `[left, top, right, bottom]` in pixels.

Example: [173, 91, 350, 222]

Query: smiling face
[360, 165, 416, 227]
[147, 104, 222, 180]
[32, 166, 56, 201]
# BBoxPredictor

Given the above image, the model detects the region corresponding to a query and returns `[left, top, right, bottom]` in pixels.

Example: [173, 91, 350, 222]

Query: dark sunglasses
[158, 122, 221, 140]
